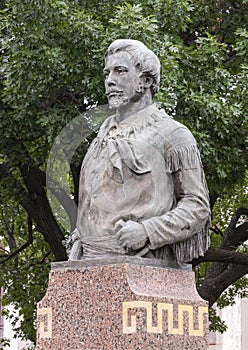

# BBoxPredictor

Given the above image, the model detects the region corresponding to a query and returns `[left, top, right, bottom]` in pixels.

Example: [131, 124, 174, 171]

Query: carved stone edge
[51, 256, 192, 271]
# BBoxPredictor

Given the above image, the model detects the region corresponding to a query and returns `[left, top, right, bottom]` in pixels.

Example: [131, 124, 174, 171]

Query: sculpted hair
[105, 39, 160, 96]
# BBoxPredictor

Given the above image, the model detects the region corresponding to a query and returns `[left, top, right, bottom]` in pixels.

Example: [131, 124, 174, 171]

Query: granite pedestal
[36, 257, 209, 349]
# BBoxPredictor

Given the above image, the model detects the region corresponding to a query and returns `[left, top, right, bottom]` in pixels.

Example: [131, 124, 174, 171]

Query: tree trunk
[20, 166, 67, 261]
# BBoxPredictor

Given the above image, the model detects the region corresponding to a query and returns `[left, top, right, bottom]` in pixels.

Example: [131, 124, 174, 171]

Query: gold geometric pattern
[37, 307, 53, 339]
[122, 301, 208, 336]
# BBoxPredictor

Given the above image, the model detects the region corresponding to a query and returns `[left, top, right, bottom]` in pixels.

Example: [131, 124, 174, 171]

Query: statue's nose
[106, 72, 117, 86]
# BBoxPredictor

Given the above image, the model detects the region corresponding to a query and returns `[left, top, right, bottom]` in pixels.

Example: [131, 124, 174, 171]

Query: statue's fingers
[116, 228, 123, 240]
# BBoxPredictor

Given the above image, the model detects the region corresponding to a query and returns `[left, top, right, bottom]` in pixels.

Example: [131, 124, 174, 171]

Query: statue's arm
[142, 166, 210, 250]
[141, 127, 211, 250]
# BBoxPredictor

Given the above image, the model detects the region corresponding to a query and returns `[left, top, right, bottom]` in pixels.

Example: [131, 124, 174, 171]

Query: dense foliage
[0, 0, 247, 343]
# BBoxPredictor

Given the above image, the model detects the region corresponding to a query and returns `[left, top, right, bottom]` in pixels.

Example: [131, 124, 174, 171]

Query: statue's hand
[116, 221, 148, 251]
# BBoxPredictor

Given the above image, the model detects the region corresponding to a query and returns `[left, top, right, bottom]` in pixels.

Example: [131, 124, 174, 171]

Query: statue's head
[104, 39, 160, 110]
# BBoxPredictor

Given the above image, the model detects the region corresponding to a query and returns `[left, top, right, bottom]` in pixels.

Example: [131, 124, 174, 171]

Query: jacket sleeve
[141, 126, 211, 261]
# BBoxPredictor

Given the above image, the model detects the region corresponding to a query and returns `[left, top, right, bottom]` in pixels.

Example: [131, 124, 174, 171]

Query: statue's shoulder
[151, 106, 197, 149]
[152, 107, 174, 129]
[152, 108, 201, 172]
[152, 106, 191, 133]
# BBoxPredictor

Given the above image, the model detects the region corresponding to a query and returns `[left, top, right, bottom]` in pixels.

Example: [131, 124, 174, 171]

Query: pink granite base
[36, 257, 208, 349]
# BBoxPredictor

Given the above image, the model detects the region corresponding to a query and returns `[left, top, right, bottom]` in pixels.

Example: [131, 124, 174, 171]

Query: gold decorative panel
[123, 301, 208, 336]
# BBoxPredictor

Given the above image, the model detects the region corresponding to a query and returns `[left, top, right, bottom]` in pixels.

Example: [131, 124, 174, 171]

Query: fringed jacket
[76, 104, 211, 263]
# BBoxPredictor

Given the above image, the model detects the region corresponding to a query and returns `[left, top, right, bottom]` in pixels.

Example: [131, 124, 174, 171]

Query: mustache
[105, 89, 123, 97]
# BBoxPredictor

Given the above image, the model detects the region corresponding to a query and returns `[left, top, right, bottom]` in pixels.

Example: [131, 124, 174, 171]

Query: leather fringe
[165, 144, 210, 262]
[171, 217, 211, 262]
[166, 145, 202, 172]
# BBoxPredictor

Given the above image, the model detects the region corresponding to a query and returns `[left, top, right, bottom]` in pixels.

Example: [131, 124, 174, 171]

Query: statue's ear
[143, 76, 153, 89]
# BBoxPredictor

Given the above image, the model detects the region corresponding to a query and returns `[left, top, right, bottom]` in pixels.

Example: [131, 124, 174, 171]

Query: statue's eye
[103, 70, 109, 78]
[116, 67, 128, 74]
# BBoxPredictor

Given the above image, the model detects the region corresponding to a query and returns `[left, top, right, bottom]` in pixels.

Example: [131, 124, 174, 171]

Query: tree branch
[225, 221, 248, 249]
[210, 225, 223, 236]
[38, 167, 77, 228]
[222, 207, 248, 249]
[0, 163, 11, 181]
[46, 173, 77, 230]
[210, 193, 219, 211]
[195, 208, 248, 306]
[198, 264, 248, 307]
[0, 216, 33, 264]
[221, 209, 248, 250]
[40, 251, 51, 264]
[70, 163, 81, 207]
[0, 246, 9, 254]
[192, 247, 248, 267]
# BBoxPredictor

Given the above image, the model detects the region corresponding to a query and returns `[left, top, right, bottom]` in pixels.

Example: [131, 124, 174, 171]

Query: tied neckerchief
[106, 138, 152, 182]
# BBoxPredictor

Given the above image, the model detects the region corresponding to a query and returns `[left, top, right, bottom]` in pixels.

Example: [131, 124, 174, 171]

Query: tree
[0, 0, 247, 342]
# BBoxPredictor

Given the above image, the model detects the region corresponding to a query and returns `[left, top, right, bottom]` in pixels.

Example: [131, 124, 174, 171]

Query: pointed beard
[108, 94, 129, 109]
[107, 84, 144, 109]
